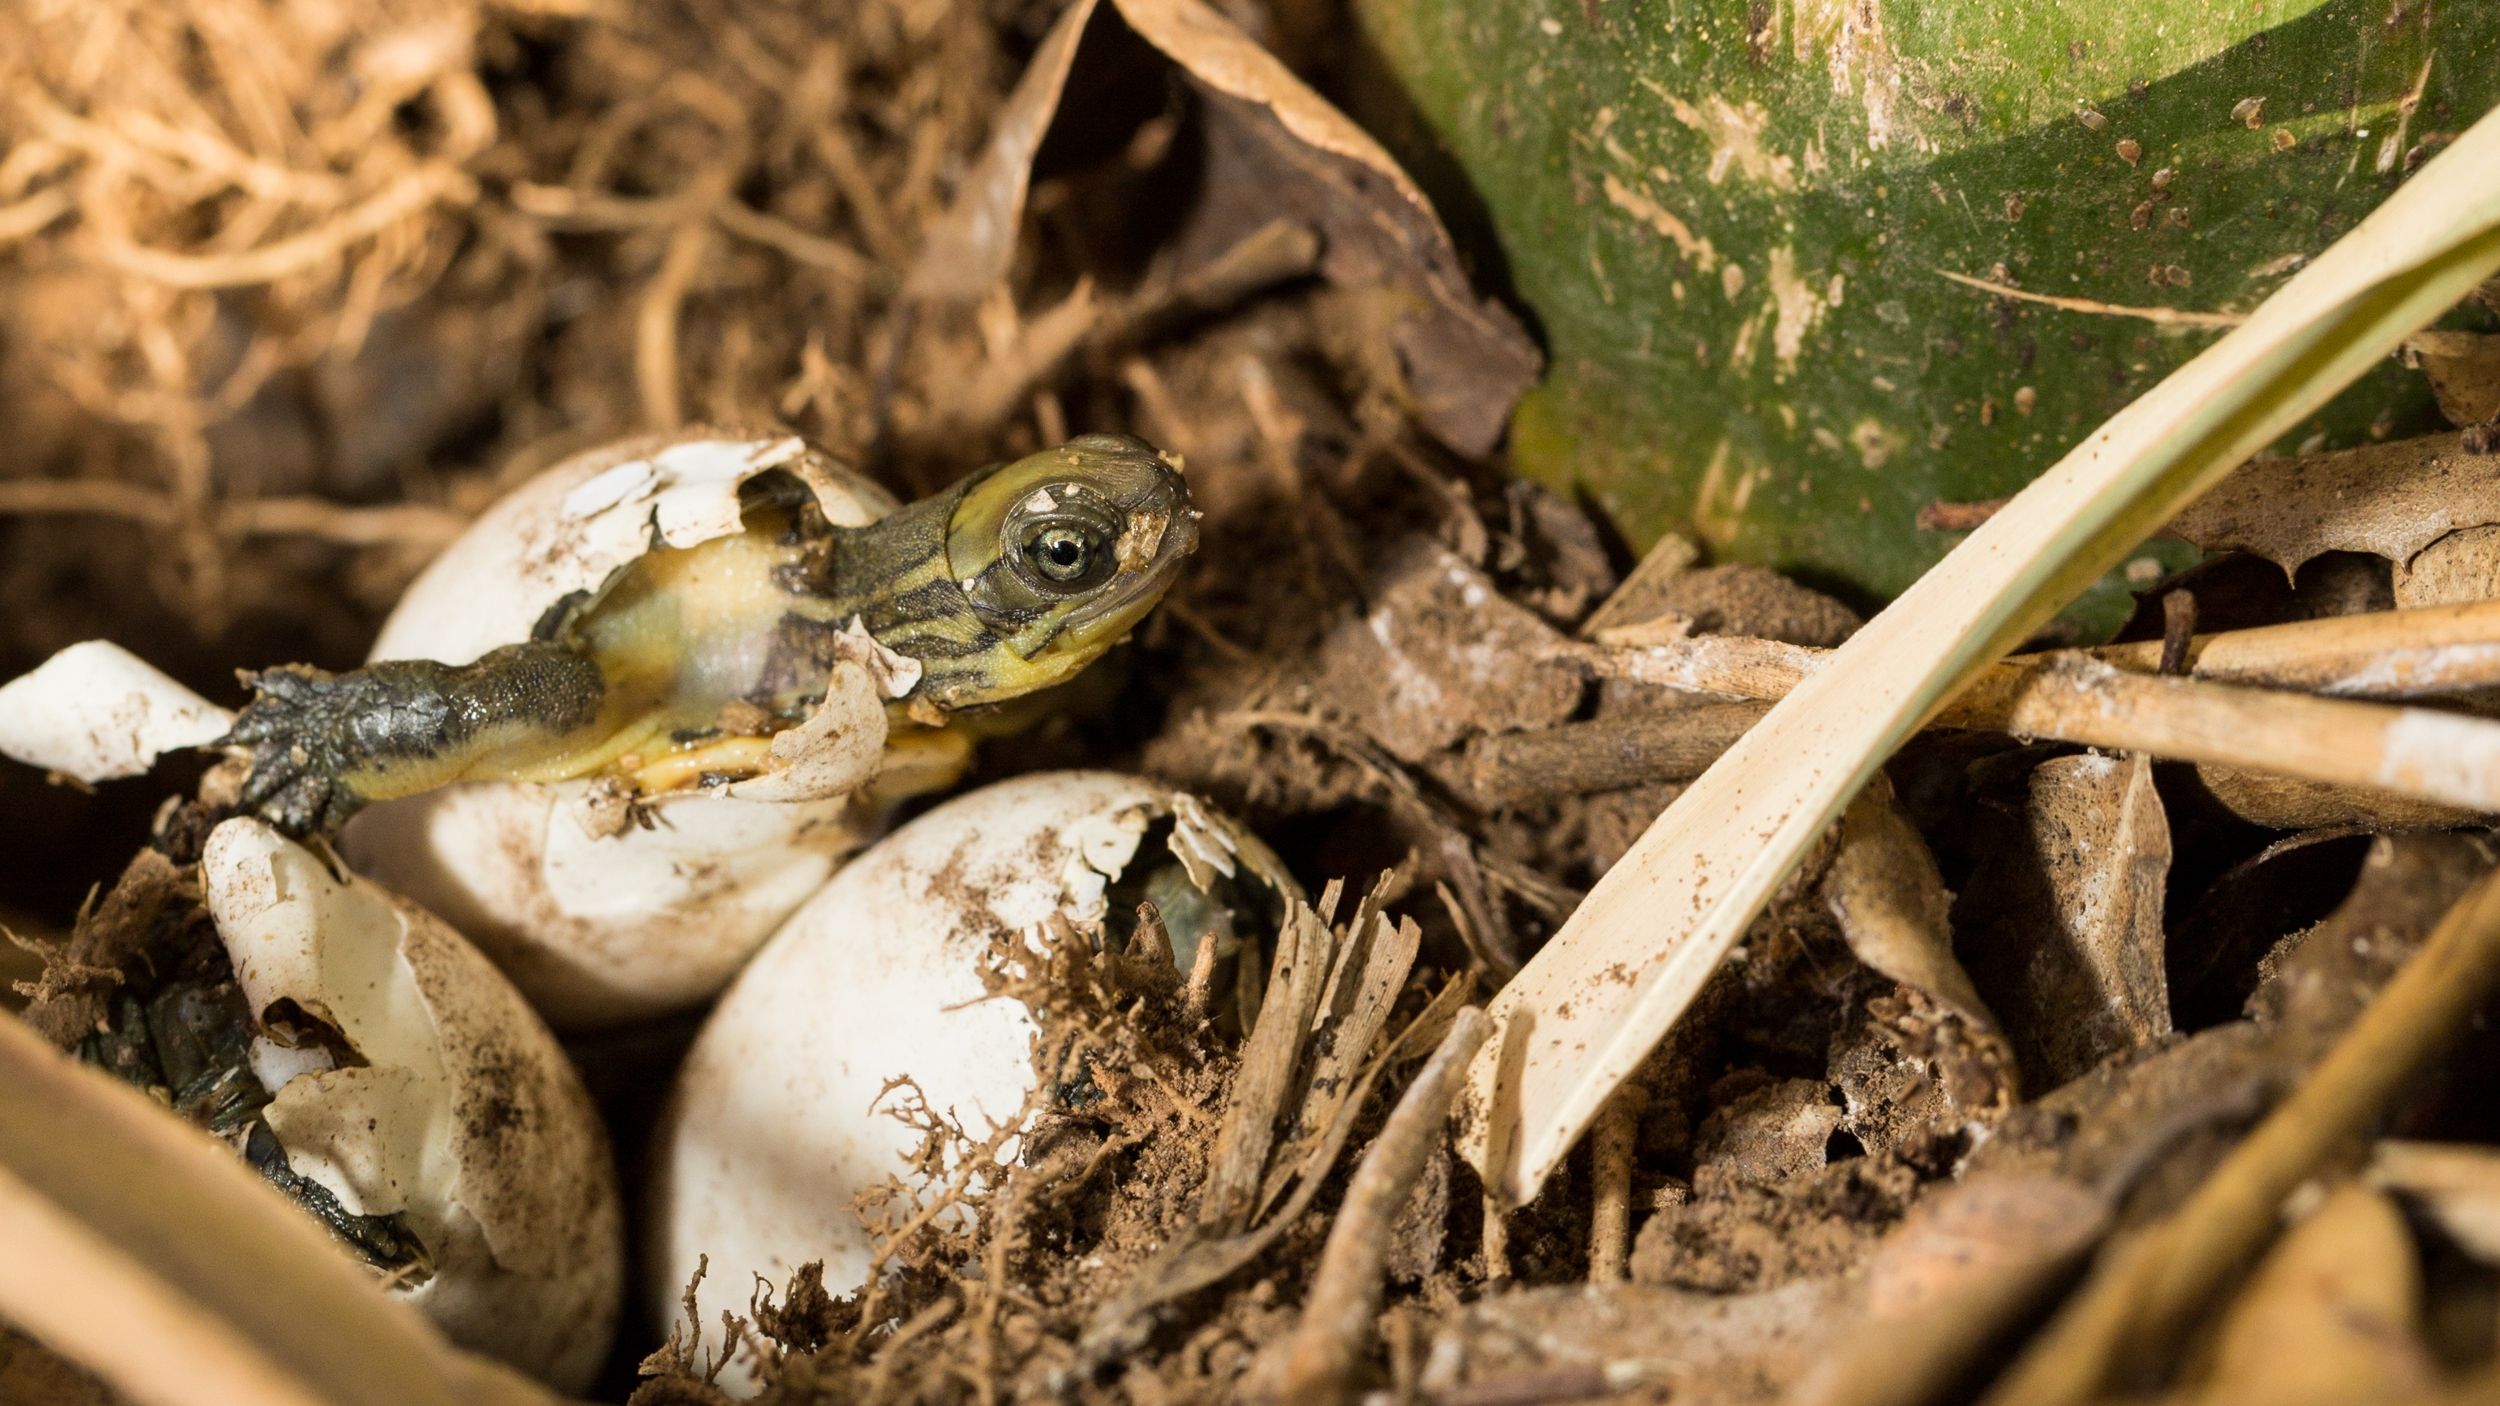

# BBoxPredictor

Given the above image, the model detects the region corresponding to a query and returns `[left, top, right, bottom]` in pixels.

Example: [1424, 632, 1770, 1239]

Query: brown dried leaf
[1311, 536, 1585, 764]
[2191, 763, 2485, 831]
[2393, 523, 2500, 609]
[2188, 1184, 2436, 1406]
[1108, 0, 1538, 452]
[1824, 776, 2003, 1040]
[1961, 752, 2172, 1088]
[2168, 432, 2500, 576]
[905, 0, 1104, 299]
[2404, 329, 2500, 427]
[912, 0, 1539, 453]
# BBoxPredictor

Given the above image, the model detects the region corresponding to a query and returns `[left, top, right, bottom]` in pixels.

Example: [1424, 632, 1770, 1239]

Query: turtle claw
[219, 666, 384, 837]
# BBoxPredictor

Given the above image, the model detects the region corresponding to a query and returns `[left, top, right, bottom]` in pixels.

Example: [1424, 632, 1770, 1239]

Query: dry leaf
[1822, 776, 2002, 1040]
[2167, 431, 2500, 576]
[1960, 753, 2172, 1089]
[2188, 1184, 2436, 1406]
[909, 0, 1538, 454]
[2404, 329, 2500, 427]
[905, 0, 1104, 300]
[1311, 536, 1584, 764]
[2393, 524, 2500, 608]
[2192, 763, 2485, 831]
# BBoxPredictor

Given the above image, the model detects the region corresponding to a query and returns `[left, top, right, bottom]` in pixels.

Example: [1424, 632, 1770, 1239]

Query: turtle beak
[1060, 500, 1199, 650]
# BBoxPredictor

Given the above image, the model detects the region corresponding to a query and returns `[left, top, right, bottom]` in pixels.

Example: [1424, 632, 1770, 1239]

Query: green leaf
[1349, 0, 2500, 631]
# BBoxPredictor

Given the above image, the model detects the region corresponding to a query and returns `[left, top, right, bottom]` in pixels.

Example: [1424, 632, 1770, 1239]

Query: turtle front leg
[222, 642, 611, 836]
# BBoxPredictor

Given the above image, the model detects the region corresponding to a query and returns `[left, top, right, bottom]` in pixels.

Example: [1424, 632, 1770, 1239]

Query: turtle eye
[1021, 522, 1106, 587]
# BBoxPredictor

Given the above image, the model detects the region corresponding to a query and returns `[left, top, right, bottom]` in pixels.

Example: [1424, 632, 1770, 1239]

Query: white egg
[200, 817, 623, 1390]
[648, 771, 1296, 1392]
[339, 432, 906, 1029]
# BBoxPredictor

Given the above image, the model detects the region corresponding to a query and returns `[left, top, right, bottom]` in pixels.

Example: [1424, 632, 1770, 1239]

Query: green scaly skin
[223, 433, 1198, 837]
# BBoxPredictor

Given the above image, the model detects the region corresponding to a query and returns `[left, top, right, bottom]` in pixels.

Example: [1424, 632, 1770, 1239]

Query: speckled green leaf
[1349, 0, 2500, 631]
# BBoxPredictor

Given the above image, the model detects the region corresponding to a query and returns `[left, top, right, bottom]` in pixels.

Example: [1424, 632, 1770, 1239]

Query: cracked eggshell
[648, 771, 1296, 1392]
[0, 640, 233, 782]
[201, 817, 623, 1390]
[341, 432, 904, 1029]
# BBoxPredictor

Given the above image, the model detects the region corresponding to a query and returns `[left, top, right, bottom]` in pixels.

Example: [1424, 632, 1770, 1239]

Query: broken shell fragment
[340, 432, 906, 1028]
[0, 640, 233, 783]
[200, 817, 624, 1390]
[648, 771, 1297, 1391]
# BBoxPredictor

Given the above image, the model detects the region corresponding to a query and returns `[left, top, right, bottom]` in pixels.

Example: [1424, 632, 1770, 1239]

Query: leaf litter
[6, 2, 2500, 1405]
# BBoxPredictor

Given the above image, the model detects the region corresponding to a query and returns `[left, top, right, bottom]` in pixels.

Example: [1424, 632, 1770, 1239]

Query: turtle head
[917, 433, 1197, 707]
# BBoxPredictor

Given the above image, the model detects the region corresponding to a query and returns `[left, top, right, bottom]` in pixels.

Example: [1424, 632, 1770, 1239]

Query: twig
[710, 199, 879, 280]
[1279, 1007, 1493, 1405]
[1579, 601, 2500, 702]
[1479, 1188, 1511, 1284]
[1545, 652, 2500, 812]
[0, 187, 74, 247]
[1982, 857, 2500, 1405]
[1459, 703, 1766, 807]
[219, 499, 469, 548]
[1587, 1087, 1642, 1283]
[1531, 608, 2500, 810]
[1935, 268, 2246, 329]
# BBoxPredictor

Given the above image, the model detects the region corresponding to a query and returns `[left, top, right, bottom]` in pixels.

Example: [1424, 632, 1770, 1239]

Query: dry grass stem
[95, 165, 478, 291]
[1582, 601, 2500, 704]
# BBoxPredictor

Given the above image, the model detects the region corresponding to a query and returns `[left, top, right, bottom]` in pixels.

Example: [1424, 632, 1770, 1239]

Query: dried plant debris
[2395, 523, 2500, 610]
[1310, 536, 1584, 766]
[909, 0, 1537, 456]
[2404, 329, 2500, 429]
[2186, 1184, 2438, 1405]
[2166, 431, 2500, 577]
[1959, 752, 2174, 1090]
